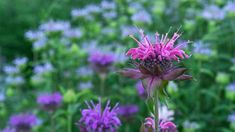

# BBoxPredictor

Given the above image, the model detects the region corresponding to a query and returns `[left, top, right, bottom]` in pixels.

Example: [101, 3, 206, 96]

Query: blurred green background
[0, 0, 235, 131]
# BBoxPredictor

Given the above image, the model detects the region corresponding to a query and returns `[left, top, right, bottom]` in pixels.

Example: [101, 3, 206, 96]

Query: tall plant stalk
[154, 89, 159, 132]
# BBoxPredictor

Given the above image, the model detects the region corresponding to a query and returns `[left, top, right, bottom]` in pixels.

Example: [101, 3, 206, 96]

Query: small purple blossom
[2, 127, 15, 132]
[202, 5, 225, 20]
[193, 41, 212, 56]
[9, 113, 37, 132]
[121, 25, 137, 38]
[5, 76, 25, 85]
[117, 105, 138, 118]
[33, 63, 53, 75]
[103, 11, 117, 19]
[88, 51, 115, 73]
[101, 0, 116, 10]
[0, 92, 5, 102]
[13, 57, 28, 67]
[131, 10, 152, 24]
[71, 8, 90, 18]
[226, 83, 235, 91]
[228, 112, 235, 123]
[37, 92, 62, 112]
[78, 100, 121, 132]
[89, 51, 115, 66]
[224, 1, 235, 13]
[39, 20, 70, 32]
[76, 66, 93, 77]
[3, 65, 19, 75]
[64, 28, 83, 38]
[33, 37, 47, 50]
[79, 81, 93, 90]
[24, 30, 44, 40]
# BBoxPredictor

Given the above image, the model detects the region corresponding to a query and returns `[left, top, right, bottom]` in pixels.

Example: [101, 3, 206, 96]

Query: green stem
[99, 74, 106, 96]
[67, 114, 72, 132]
[50, 112, 55, 132]
[154, 89, 159, 132]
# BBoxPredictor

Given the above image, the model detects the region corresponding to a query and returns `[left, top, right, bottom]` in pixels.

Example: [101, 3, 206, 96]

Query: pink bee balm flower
[143, 117, 177, 132]
[121, 29, 192, 97]
[126, 29, 189, 61]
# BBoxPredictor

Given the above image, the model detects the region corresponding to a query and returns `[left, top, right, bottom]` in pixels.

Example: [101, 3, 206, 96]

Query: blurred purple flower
[78, 100, 121, 132]
[202, 5, 225, 20]
[85, 4, 101, 13]
[103, 11, 117, 19]
[37, 92, 62, 112]
[33, 63, 53, 75]
[9, 113, 37, 132]
[79, 81, 93, 90]
[5, 76, 25, 85]
[13, 57, 28, 67]
[102, 28, 115, 35]
[2, 127, 15, 132]
[71, 8, 90, 18]
[224, 1, 235, 13]
[231, 58, 235, 65]
[76, 66, 93, 77]
[121, 25, 137, 38]
[3, 65, 19, 75]
[226, 83, 235, 91]
[40, 20, 70, 32]
[64, 28, 82, 38]
[228, 113, 235, 123]
[131, 10, 152, 24]
[193, 41, 212, 56]
[183, 120, 200, 130]
[0, 92, 5, 102]
[25, 30, 44, 40]
[117, 105, 138, 117]
[136, 81, 147, 99]
[33, 37, 47, 50]
[88, 51, 115, 73]
[101, 0, 116, 10]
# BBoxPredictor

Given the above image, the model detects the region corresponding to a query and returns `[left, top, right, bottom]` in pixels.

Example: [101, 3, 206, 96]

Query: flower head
[78, 100, 121, 132]
[37, 92, 62, 112]
[9, 113, 37, 132]
[121, 29, 192, 97]
[88, 51, 115, 73]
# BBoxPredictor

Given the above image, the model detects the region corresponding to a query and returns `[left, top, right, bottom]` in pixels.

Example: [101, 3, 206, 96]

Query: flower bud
[63, 89, 77, 103]
[216, 72, 230, 84]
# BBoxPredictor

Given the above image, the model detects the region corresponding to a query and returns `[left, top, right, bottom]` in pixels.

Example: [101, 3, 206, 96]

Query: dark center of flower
[140, 57, 172, 75]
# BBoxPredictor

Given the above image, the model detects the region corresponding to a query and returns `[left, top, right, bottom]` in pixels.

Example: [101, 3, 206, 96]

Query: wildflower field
[0, 0, 235, 131]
